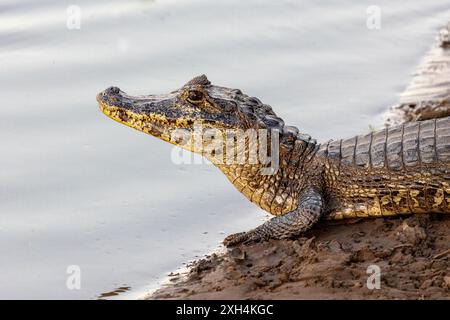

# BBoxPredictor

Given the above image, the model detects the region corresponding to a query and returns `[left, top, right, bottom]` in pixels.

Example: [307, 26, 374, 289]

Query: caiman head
[96, 75, 298, 151]
[97, 75, 306, 215]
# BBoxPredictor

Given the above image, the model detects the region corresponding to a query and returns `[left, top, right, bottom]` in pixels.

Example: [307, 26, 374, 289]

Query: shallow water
[1, 0, 449, 299]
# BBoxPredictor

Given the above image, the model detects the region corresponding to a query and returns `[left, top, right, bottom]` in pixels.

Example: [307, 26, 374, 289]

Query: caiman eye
[187, 90, 204, 103]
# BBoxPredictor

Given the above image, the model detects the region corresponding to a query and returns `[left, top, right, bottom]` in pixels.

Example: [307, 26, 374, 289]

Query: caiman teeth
[99, 103, 181, 142]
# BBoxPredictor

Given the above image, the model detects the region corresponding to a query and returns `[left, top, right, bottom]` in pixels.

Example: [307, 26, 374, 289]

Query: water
[1, 0, 449, 299]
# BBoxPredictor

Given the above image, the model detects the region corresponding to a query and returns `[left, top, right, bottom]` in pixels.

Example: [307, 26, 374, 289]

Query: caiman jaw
[97, 86, 179, 143]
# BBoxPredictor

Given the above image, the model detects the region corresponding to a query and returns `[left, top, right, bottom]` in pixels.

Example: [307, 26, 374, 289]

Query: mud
[149, 214, 449, 299]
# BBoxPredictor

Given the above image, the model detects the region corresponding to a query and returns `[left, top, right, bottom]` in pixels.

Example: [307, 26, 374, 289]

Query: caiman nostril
[106, 86, 121, 95]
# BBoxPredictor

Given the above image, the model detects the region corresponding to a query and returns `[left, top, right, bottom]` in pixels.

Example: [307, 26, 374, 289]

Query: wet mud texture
[150, 214, 450, 299]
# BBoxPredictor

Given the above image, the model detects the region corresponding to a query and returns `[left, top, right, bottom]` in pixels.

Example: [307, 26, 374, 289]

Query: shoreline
[148, 215, 450, 299]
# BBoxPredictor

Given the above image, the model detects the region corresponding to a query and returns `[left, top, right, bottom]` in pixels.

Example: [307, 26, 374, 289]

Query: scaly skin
[97, 75, 450, 247]
[321, 118, 450, 219]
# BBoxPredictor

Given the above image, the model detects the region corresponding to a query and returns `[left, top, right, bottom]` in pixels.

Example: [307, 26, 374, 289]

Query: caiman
[97, 72, 450, 246]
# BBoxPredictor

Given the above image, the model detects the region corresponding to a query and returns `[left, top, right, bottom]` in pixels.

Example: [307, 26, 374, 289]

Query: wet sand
[149, 215, 450, 299]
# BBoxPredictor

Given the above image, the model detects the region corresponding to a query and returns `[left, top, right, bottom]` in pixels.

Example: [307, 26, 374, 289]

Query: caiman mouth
[97, 86, 181, 142]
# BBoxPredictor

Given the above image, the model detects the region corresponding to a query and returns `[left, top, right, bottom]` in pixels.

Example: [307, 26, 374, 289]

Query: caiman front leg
[223, 187, 324, 247]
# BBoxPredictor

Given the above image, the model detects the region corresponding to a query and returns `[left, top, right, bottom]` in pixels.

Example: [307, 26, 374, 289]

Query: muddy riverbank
[148, 214, 450, 299]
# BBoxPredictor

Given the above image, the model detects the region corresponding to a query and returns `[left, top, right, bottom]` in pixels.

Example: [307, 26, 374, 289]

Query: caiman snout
[106, 86, 120, 95]
[97, 87, 120, 101]
[97, 86, 121, 101]
[97, 86, 126, 110]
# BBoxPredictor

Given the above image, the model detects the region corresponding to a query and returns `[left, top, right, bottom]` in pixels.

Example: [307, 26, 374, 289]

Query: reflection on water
[0, 0, 449, 299]
[98, 285, 131, 299]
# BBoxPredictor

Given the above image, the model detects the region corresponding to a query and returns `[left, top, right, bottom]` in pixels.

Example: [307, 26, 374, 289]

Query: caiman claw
[223, 230, 262, 247]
